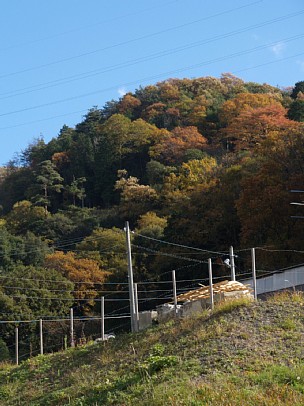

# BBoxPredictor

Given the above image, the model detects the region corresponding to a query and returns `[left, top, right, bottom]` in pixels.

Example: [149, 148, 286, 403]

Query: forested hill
[0, 74, 304, 360]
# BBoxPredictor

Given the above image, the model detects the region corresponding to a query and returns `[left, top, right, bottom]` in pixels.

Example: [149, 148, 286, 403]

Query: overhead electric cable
[0, 0, 182, 52]
[1, 32, 303, 118]
[1, 49, 304, 131]
[0, 1, 261, 79]
[133, 232, 227, 256]
[0, 8, 302, 100]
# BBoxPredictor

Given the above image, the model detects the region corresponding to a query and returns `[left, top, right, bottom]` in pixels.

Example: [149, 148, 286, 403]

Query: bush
[0, 339, 10, 362]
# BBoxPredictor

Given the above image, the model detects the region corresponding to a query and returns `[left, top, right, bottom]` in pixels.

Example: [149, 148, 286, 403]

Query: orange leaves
[219, 93, 283, 126]
[150, 126, 207, 164]
[45, 251, 109, 300]
[223, 104, 299, 151]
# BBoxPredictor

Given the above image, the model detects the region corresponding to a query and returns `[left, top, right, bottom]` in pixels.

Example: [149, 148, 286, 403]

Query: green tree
[76, 227, 127, 282]
[33, 160, 64, 215]
[0, 338, 10, 362]
[288, 100, 304, 122]
[66, 176, 86, 207]
[290, 81, 304, 99]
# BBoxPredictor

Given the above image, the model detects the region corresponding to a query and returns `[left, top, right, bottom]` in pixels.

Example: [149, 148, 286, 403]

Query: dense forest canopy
[0, 73, 304, 359]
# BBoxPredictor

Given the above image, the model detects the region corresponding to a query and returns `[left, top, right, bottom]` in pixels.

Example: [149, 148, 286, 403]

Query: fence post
[172, 270, 178, 316]
[229, 246, 236, 281]
[70, 308, 75, 348]
[134, 283, 139, 332]
[39, 319, 43, 355]
[101, 297, 105, 341]
[15, 327, 19, 365]
[251, 248, 257, 300]
[208, 258, 214, 310]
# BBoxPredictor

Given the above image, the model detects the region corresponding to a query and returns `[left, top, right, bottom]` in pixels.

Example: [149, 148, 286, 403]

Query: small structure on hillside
[137, 280, 252, 329]
[156, 280, 252, 323]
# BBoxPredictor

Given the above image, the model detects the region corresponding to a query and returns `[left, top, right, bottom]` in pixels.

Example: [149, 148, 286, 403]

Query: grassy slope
[0, 292, 304, 405]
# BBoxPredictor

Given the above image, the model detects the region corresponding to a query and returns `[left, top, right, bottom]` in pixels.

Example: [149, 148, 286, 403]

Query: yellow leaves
[137, 212, 167, 231]
[163, 157, 218, 193]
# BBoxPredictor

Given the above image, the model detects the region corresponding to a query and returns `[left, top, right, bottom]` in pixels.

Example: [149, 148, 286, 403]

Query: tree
[218, 93, 282, 126]
[288, 100, 304, 122]
[66, 176, 86, 207]
[150, 126, 207, 164]
[290, 81, 304, 99]
[117, 93, 141, 119]
[5, 200, 45, 235]
[0, 264, 74, 351]
[76, 227, 127, 281]
[32, 160, 63, 215]
[236, 126, 304, 260]
[221, 104, 298, 151]
[45, 251, 109, 301]
[0, 167, 34, 213]
[0, 338, 10, 362]
[115, 170, 159, 222]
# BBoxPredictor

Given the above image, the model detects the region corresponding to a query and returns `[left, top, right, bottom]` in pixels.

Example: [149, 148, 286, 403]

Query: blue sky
[0, 0, 303, 165]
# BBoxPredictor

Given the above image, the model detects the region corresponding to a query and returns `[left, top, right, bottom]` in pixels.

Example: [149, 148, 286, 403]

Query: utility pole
[101, 297, 105, 341]
[172, 270, 178, 317]
[15, 327, 19, 365]
[134, 283, 139, 332]
[229, 246, 236, 281]
[251, 248, 257, 300]
[208, 258, 214, 310]
[70, 308, 75, 348]
[39, 319, 43, 355]
[125, 221, 136, 333]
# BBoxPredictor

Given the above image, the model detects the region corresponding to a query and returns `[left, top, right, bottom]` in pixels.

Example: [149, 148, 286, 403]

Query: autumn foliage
[45, 251, 109, 300]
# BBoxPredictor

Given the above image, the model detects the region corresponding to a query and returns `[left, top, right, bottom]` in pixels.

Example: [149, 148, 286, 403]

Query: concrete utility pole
[70, 308, 75, 347]
[229, 246, 236, 281]
[134, 283, 139, 332]
[251, 248, 257, 300]
[15, 327, 19, 365]
[208, 258, 214, 310]
[39, 319, 43, 355]
[125, 221, 136, 333]
[101, 297, 105, 341]
[172, 270, 178, 317]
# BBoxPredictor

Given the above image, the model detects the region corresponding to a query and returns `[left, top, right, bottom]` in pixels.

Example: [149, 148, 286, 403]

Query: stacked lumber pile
[176, 280, 252, 303]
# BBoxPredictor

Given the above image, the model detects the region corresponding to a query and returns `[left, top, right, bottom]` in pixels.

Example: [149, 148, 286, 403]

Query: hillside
[1, 76, 304, 371]
[0, 292, 304, 405]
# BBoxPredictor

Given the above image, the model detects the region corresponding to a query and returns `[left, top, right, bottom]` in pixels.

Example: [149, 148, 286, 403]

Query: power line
[0, 0, 182, 52]
[133, 232, 227, 256]
[0, 4, 296, 101]
[132, 243, 208, 264]
[1, 32, 304, 118]
[1, 48, 303, 131]
[0, 1, 261, 79]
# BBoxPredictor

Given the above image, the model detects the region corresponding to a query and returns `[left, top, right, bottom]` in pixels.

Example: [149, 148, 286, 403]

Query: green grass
[1, 292, 304, 405]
